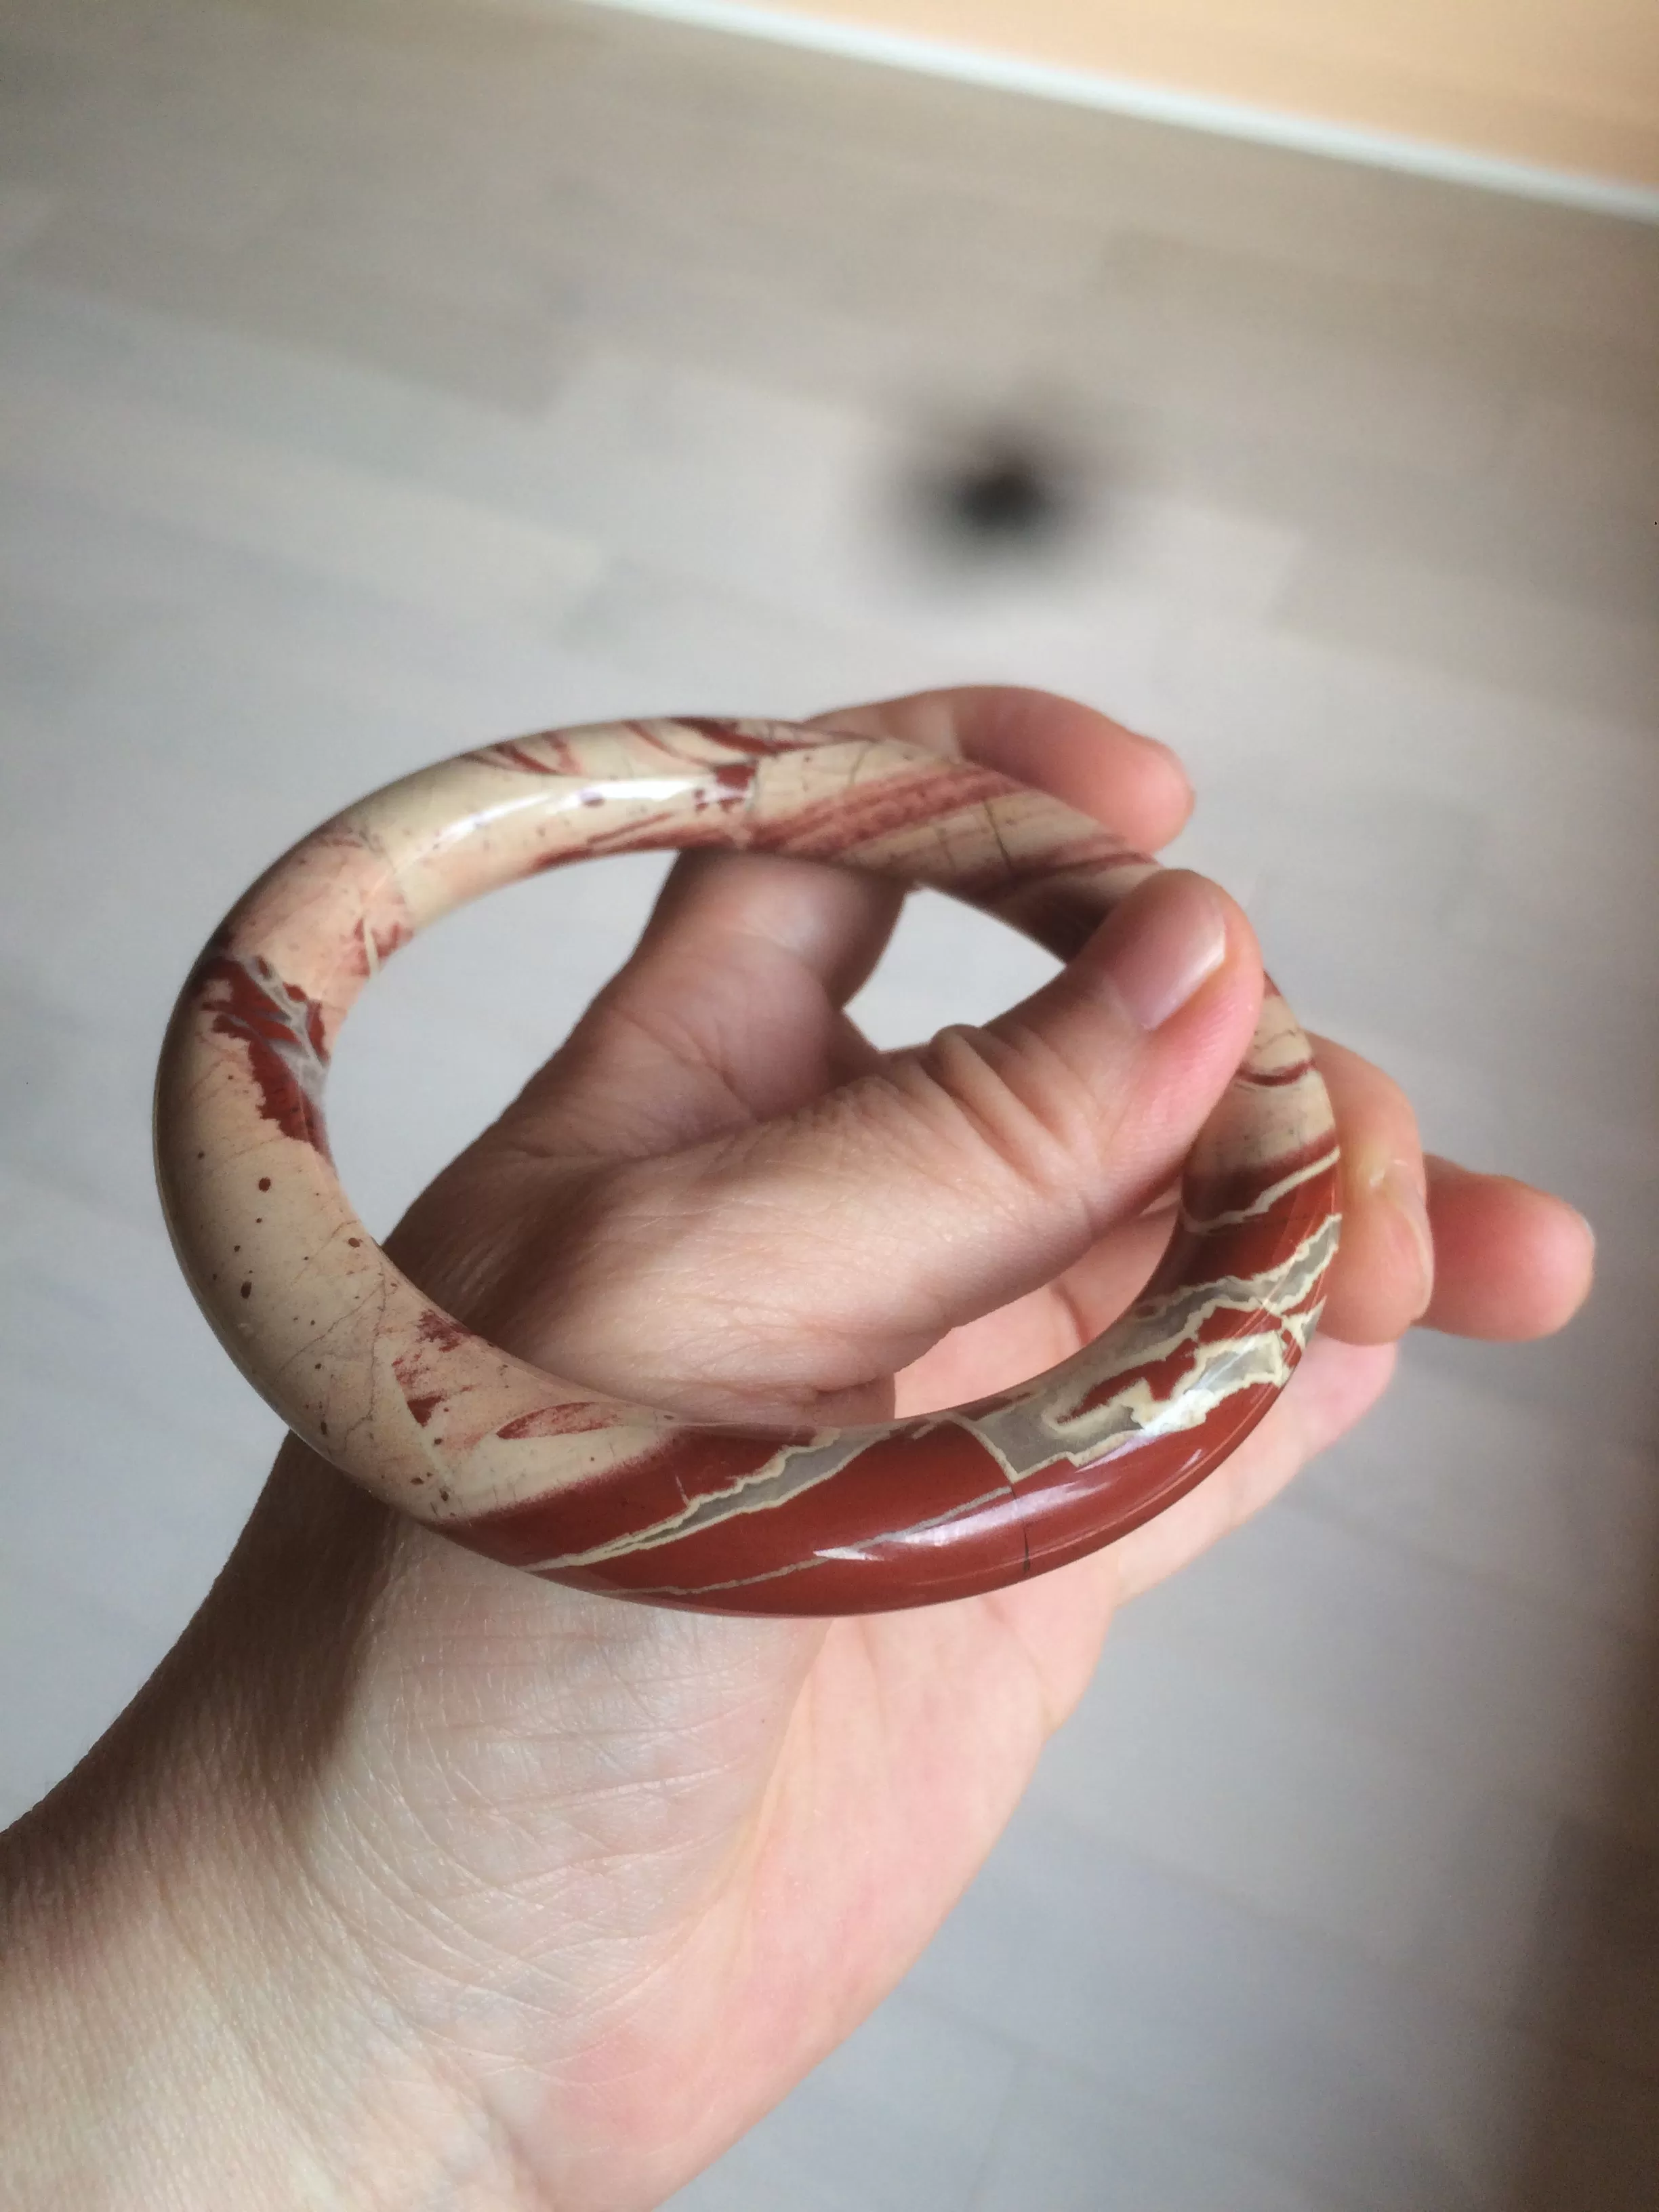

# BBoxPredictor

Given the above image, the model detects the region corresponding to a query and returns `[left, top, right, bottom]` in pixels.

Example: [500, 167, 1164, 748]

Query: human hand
[2, 689, 1593, 2211]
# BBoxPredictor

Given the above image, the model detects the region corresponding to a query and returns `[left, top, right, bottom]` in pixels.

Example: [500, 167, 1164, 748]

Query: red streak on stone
[473, 736, 590, 776]
[167, 717, 1340, 1620]
[198, 952, 329, 1153]
[533, 762, 1038, 880]
[576, 1422, 1015, 1597]
[415, 1309, 471, 1352]
[452, 1428, 796, 1570]
[350, 912, 414, 977]
[674, 719, 794, 756]
[1181, 1219, 1294, 1285]
[1065, 1299, 1275, 1419]
[966, 831, 1146, 907]
[982, 858, 1149, 958]
[1235, 1057, 1316, 1089]
[497, 1402, 624, 1441]
[1180, 1145, 1340, 1231]
[560, 1385, 1286, 1616]
[751, 763, 1017, 862]
[1016, 1384, 1280, 1558]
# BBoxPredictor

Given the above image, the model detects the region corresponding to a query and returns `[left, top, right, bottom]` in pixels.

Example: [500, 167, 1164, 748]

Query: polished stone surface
[1, 0, 1656, 2202]
[156, 716, 1337, 1610]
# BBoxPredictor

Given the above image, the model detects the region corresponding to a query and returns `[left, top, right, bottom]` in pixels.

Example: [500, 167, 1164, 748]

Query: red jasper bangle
[155, 718, 1340, 1615]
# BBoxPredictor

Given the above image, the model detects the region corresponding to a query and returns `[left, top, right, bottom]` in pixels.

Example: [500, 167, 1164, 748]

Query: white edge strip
[547, 0, 1659, 224]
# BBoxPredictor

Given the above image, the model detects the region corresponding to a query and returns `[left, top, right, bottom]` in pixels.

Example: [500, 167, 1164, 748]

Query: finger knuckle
[903, 1020, 1107, 1214]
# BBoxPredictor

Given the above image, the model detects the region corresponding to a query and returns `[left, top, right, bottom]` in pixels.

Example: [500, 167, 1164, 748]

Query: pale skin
[1, 690, 1593, 2210]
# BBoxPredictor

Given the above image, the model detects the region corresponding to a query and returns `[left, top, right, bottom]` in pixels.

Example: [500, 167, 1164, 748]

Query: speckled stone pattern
[154, 718, 1340, 1614]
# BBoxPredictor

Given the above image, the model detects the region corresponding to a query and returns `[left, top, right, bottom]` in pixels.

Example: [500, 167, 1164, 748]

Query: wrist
[0, 1463, 491, 2210]
[3, 1429, 824, 2212]
[3, 1778, 334, 2205]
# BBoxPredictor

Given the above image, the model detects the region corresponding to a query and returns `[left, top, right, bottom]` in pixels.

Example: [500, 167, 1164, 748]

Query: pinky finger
[1419, 1158, 1595, 1340]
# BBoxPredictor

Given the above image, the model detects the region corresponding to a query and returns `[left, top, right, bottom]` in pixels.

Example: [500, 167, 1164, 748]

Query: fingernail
[1089, 871, 1229, 1031]
[1129, 726, 1193, 797]
[1376, 1160, 1435, 1317]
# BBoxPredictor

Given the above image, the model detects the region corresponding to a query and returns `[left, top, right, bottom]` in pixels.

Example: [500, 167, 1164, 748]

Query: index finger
[641, 687, 1195, 1018]
[810, 685, 1194, 858]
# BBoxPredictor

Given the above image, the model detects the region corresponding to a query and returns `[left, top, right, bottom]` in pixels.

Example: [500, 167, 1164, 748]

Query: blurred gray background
[2, 1, 1658, 2205]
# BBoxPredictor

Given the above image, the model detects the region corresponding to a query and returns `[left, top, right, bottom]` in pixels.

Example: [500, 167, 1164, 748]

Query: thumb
[496, 870, 1265, 1420]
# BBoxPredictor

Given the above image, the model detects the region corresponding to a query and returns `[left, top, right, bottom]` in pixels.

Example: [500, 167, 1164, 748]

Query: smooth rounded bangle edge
[154, 716, 1340, 1616]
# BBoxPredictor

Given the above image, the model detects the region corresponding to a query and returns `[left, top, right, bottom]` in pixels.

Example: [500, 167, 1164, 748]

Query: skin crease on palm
[0, 689, 1594, 2212]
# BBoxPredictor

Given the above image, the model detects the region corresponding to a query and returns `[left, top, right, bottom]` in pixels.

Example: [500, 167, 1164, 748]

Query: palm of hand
[186, 691, 1585, 2211]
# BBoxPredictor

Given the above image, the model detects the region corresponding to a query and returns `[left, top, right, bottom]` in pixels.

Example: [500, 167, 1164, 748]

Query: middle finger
[640, 684, 1198, 1017]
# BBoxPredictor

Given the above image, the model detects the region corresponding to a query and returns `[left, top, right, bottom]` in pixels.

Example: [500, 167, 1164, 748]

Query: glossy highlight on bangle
[155, 718, 1340, 1616]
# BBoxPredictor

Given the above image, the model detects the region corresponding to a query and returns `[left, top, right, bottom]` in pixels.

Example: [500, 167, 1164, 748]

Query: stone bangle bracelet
[155, 718, 1340, 1616]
